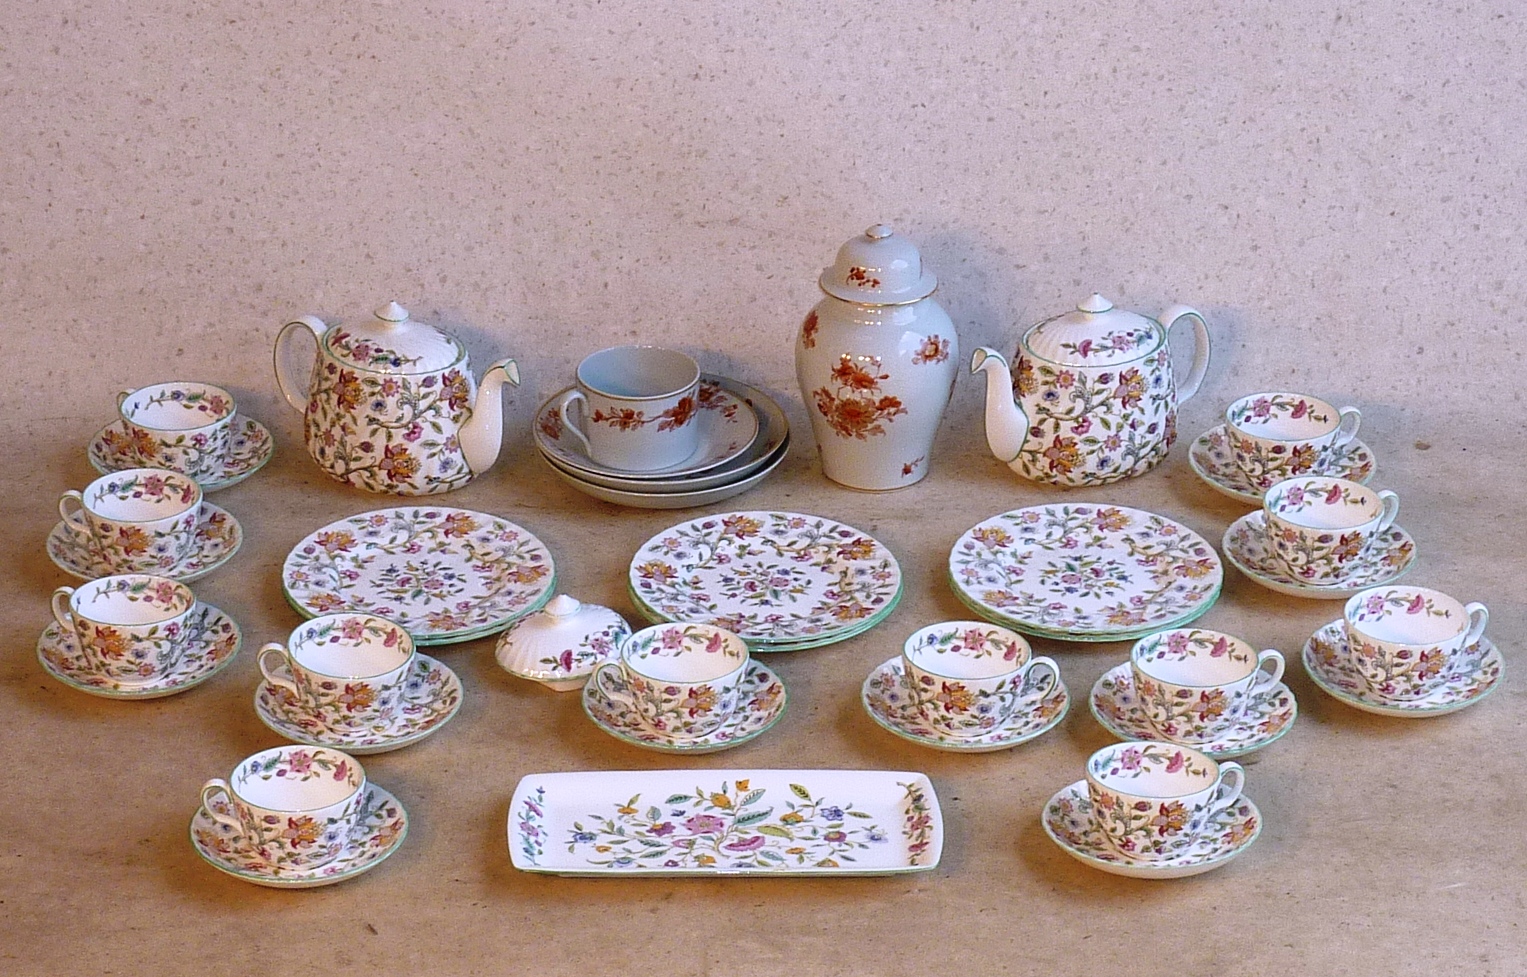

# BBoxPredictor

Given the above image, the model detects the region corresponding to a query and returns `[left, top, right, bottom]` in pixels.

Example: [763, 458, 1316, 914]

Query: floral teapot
[274, 301, 520, 495]
[971, 294, 1210, 486]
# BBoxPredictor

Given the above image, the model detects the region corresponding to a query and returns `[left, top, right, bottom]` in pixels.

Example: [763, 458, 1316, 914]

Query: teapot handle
[273, 316, 328, 414]
[1158, 305, 1211, 403]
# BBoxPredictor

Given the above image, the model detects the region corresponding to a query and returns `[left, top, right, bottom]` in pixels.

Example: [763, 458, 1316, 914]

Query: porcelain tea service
[259, 614, 418, 733]
[1128, 628, 1286, 746]
[1224, 391, 1362, 492]
[58, 468, 203, 574]
[1084, 741, 1248, 863]
[1264, 476, 1400, 584]
[1342, 586, 1488, 702]
[549, 346, 703, 472]
[50, 573, 197, 686]
[495, 594, 630, 692]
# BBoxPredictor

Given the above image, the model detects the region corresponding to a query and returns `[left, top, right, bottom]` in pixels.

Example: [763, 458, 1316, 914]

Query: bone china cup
[58, 468, 203, 573]
[1225, 392, 1361, 491]
[200, 745, 366, 871]
[549, 345, 702, 471]
[1086, 741, 1245, 862]
[901, 621, 1059, 738]
[1344, 586, 1489, 701]
[1130, 628, 1285, 743]
[1263, 475, 1399, 583]
[117, 381, 237, 479]
[258, 614, 416, 730]
[51, 574, 197, 685]
[592, 623, 748, 737]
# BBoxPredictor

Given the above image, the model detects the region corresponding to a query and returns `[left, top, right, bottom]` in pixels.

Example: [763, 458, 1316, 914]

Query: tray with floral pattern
[509, 769, 941, 876]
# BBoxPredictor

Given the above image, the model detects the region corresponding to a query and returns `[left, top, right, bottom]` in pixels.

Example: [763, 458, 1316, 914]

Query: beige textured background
[4, 2, 1525, 975]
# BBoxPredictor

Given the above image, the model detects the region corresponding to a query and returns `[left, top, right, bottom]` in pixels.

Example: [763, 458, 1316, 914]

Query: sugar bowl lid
[1020, 293, 1165, 367]
[322, 301, 467, 375]
[493, 594, 631, 692]
[818, 224, 938, 304]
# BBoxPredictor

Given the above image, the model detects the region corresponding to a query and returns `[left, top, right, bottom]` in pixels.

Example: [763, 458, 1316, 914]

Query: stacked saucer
[534, 375, 790, 509]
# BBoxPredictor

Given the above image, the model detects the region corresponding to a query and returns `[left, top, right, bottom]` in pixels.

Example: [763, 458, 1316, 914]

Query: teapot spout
[460, 358, 521, 475]
[970, 347, 1029, 467]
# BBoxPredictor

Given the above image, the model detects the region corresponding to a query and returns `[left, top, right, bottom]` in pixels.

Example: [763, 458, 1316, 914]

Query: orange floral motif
[1042, 435, 1082, 475]
[657, 396, 695, 432]
[92, 625, 129, 660]
[812, 355, 905, 440]
[846, 266, 881, 288]
[338, 683, 377, 712]
[934, 681, 975, 713]
[590, 406, 647, 431]
[539, 406, 563, 441]
[115, 525, 153, 556]
[1014, 357, 1038, 396]
[505, 563, 550, 584]
[281, 815, 322, 848]
[635, 560, 677, 583]
[315, 530, 356, 554]
[380, 442, 420, 484]
[441, 512, 479, 538]
[801, 310, 819, 349]
[912, 336, 949, 365]
[334, 370, 364, 412]
[721, 515, 763, 538]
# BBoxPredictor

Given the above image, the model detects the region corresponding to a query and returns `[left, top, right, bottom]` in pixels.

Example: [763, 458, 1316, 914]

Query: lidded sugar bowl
[494, 595, 631, 692]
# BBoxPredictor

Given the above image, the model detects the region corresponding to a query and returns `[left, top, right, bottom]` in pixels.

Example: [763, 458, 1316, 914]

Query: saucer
[1041, 780, 1261, 879]
[36, 603, 241, 699]
[1189, 424, 1375, 504]
[254, 654, 463, 754]
[545, 435, 789, 510]
[89, 416, 275, 492]
[1302, 619, 1504, 717]
[581, 659, 787, 754]
[47, 502, 243, 582]
[1088, 663, 1296, 758]
[190, 784, 408, 889]
[1223, 510, 1415, 599]
[860, 656, 1069, 752]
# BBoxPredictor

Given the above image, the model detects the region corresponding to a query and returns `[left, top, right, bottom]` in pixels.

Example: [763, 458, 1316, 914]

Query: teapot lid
[1020, 294, 1164, 367]
[322, 301, 467, 375]
[818, 224, 938, 304]
[493, 594, 631, 691]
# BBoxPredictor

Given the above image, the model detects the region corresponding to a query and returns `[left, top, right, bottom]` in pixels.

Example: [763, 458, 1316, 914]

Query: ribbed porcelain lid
[494, 594, 630, 688]
[818, 224, 938, 304]
[1020, 294, 1164, 367]
[321, 301, 467, 374]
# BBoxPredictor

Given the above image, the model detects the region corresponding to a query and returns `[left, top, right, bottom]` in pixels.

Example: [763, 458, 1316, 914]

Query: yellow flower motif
[709, 793, 733, 809]
[695, 854, 716, 865]
[735, 780, 749, 791]
[780, 812, 805, 825]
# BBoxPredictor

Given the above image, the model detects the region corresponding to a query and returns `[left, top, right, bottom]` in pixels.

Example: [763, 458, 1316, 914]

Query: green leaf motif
[738, 789, 766, 808]
[848, 810, 873, 818]
[665, 794, 691, 805]
[789, 784, 812, 801]
[734, 807, 774, 827]
[756, 824, 794, 839]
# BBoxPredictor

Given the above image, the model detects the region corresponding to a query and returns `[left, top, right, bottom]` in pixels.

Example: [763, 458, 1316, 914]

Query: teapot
[971, 294, 1209, 486]
[274, 301, 520, 495]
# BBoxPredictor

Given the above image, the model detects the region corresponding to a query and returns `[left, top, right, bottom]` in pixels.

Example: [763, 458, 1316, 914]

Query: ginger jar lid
[818, 224, 938, 304]
[1020, 294, 1164, 367]
[493, 594, 631, 692]
[321, 301, 467, 375]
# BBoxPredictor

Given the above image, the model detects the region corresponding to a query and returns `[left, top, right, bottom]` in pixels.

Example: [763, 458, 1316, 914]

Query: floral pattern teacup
[1130, 628, 1284, 744]
[592, 623, 748, 737]
[1086, 741, 1245, 862]
[1225, 392, 1361, 491]
[1264, 476, 1398, 583]
[900, 621, 1058, 738]
[258, 614, 416, 731]
[117, 381, 236, 480]
[51, 574, 197, 685]
[58, 468, 203, 573]
[549, 346, 701, 471]
[1344, 586, 1488, 701]
[200, 745, 366, 871]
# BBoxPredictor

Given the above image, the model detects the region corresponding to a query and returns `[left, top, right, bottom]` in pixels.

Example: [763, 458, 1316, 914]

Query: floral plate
[861, 656, 1069, 753]
[281, 507, 556, 645]
[628, 511, 902, 648]
[1302, 619, 1503, 717]
[509, 769, 941, 875]
[1189, 424, 1375, 505]
[948, 504, 1222, 642]
[37, 604, 241, 699]
[1223, 511, 1416, 599]
[1041, 780, 1261, 879]
[254, 654, 463, 754]
[535, 375, 760, 480]
[582, 660, 787, 754]
[47, 502, 243, 583]
[190, 784, 408, 889]
[1089, 663, 1297, 758]
[90, 416, 275, 492]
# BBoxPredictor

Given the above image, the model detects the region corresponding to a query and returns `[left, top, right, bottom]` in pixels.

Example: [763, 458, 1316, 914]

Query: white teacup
[1130, 628, 1285, 744]
[592, 623, 748, 737]
[200, 745, 366, 870]
[1264, 475, 1399, 583]
[259, 614, 416, 730]
[51, 574, 197, 685]
[118, 381, 237, 479]
[58, 468, 203, 573]
[1086, 741, 1245, 862]
[1225, 391, 1360, 491]
[900, 621, 1058, 738]
[550, 345, 701, 471]
[1344, 586, 1488, 701]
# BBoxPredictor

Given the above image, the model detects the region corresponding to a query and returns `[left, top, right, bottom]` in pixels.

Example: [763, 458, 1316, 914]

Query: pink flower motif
[1165, 751, 1185, 774]
[660, 628, 686, 650]
[684, 814, 726, 835]
[403, 423, 423, 443]
[1118, 747, 1144, 771]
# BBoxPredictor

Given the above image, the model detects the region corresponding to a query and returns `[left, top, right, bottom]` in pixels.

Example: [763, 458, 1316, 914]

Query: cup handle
[50, 587, 77, 633]
[548, 389, 593, 456]
[1374, 490, 1401, 534]
[1208, 761, 1246, 819]
[257, 643, 303, 699]
[1462, 602, 1489, 648]
[116, 389, 133, 411]
[1157, 304, 1212, 403]
[1018, 656, 1060, 699]
[591, 661, 635, 708]
[58, 491, 92, 546]
[1247, 648, 1286, 698]
[273, 316, 327, 414]
[1331, 406, 1362, 452]
[200, 778, 245, 836]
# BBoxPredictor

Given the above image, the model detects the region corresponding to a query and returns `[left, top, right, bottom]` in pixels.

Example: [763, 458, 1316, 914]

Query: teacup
[549, 345, 701, 471]
[1130, 628, 1285, 743]
[1264, 475, 1399, 583]
[900, 621, 1058, 738]
[1344, 586, 1489, 701]
[58, 468, 203, 573]
[200, 745, 366, 870]
[1225, 392, 1361, 491]
[258, 614, 416, 730]
[1086, 741, 1245, 862]
[117, 381, 237, 479]
[592, 623, 748, 737]
[51, 574, 197, 685]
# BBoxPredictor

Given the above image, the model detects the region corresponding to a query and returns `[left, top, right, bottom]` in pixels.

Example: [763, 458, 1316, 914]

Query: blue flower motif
[820, 806, 844, 821]
[571, 830, 597, 844]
